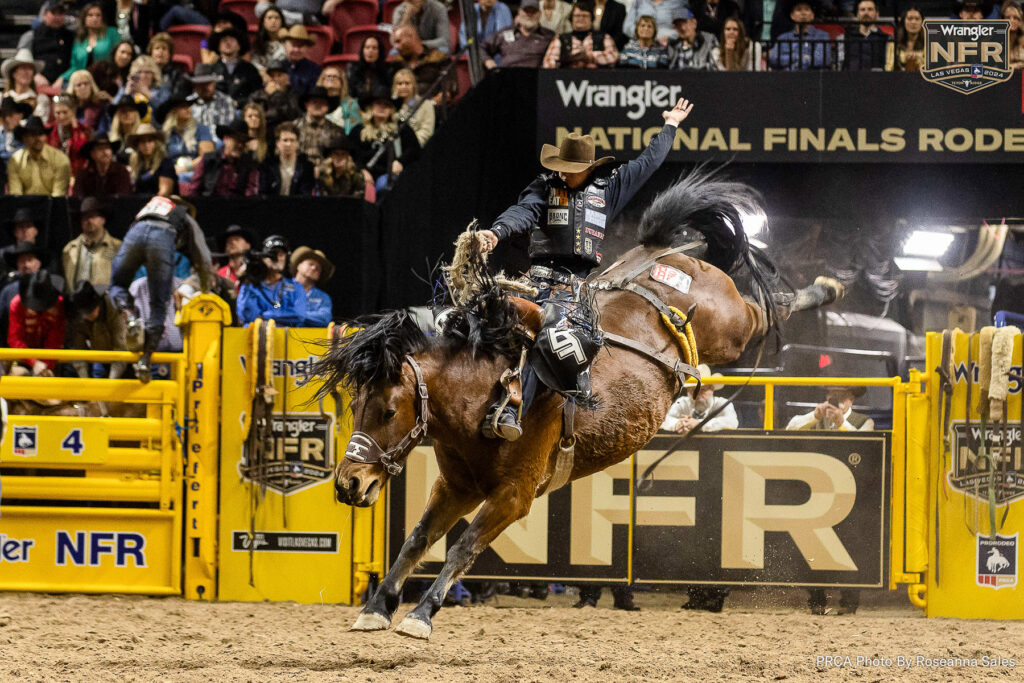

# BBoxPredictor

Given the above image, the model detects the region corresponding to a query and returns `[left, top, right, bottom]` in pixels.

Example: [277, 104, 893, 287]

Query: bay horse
[312, 171, 842, 640]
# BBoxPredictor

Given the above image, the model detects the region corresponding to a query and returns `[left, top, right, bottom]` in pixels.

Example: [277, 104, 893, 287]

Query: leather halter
[343, 355, 429, 476]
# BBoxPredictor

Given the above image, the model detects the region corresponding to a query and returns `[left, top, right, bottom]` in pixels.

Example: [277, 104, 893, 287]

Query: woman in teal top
[60, 3, 122, 84]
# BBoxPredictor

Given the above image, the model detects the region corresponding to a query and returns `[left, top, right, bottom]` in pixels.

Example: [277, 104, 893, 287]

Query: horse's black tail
[636, 166, 779, 337]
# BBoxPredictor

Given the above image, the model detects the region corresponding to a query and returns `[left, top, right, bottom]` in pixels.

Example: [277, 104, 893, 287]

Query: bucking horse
[311, 170, 844, 639]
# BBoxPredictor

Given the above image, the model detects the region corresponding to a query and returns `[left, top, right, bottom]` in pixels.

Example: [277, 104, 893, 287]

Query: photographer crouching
[236, 235, 307, 327]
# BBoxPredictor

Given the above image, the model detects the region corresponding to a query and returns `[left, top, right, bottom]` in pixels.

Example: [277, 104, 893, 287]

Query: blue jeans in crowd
[159, 6, 211, 31]
[109, 221, 176, 345]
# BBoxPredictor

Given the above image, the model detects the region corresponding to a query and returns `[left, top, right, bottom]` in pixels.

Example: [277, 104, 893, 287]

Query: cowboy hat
[209, 27, 251, 56]
[281, 24, 315, 45]
[301, 85, 340, 110]
[80, 132, 122, 158]
[3, 241, 50, 271]
[125, 122, 165, 148]
[321, 135, 355, 156]
[187, 63, 224, 84]
[290, 246, 335, 283]
[70, 280, 104, 320]
[826, 385, 867, 399]
[107, 97, 149, 119]
[19, 269, 61, 312]
[215, 118, 252, 141]
[357, 84, 401, 112]
[694, 363, 726, 391]
[218, 224, 256, 253]
[74, 196, 107, 219]
[13, 116, 48, 141]
[539, 133, 615, 174]
[0, 48, 44, 82]
[265, 58, 290, 74]
[0, 97, 32, 119]
[4, 206, 36, 230]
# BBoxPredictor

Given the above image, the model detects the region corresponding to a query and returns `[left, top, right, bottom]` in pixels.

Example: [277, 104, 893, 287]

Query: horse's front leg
[394, 483, 533, 640]
[352, 477, 482, 631]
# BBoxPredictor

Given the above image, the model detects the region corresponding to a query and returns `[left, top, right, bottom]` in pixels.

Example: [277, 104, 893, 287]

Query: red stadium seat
[331, 0, 379, 37]
[172, 53, 194, 73]
[878, 24, 895, 36]
[306, 24, 336, 63]
[382, 0, 404, 24]
[322, 53, 360, 69]
[813, 23, 846, 40]
[219, 0, 258, 26]
[449, 7, 460, 49]
[168, 24, 212, 67]
[364, 181, 376, 203]
[344, 25, 392, 56]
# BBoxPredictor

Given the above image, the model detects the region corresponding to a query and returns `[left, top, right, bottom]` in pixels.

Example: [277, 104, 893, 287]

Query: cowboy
[476, 96, 693, 440]
[109, 194, 214, 381]
[281, 25, 322, 99]
[68, 280, 127, 381]
[210, 27, 262, 103]
[216, 223, 256, 292]
[185, 64, 236, 135]
[291, 86, 344, 167]
[661, 364, 737, 435]
[785, 385, 874, 431]
[72, 132, 132, 199]
[237, 234, 308, 327]
[1, 243, 65, 344]
[62, 196, 123, 294]
[7, 115, 71, 196]
[290, 246, 334, 327]
[2, 207, 59, 283]
[0, 98, 32, 161]
[184, 118, 259, 197]
[7, 270, 66, 377]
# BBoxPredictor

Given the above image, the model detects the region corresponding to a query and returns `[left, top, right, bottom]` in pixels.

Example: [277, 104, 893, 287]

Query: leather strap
[595, 242, 702, 289]
[602, 330, 701, 392]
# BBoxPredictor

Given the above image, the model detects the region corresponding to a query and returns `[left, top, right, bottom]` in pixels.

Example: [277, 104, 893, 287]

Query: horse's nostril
[349, 477, 360, 493]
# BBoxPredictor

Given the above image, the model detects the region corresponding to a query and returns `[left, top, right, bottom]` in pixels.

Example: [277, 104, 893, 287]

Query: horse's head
[312, 311, 431, 507]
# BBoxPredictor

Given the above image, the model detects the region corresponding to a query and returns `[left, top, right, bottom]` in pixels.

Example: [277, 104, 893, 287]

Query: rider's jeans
[109, 221, 176, 343]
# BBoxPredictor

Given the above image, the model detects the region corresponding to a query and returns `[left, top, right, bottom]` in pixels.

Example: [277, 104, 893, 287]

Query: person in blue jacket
[289, 245, 334, 328]
[236, 234, 307, 327]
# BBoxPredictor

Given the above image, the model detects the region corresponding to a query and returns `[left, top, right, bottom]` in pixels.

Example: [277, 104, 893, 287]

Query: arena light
[740, 211, 767, 237]
[894, 256, 943, 272]
[902, 230, 954, 258]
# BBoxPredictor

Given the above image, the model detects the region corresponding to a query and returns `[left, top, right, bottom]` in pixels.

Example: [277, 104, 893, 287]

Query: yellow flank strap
[660, 305, 699, 368]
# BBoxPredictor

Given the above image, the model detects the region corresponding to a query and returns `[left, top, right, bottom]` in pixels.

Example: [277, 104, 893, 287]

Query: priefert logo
[555, 79, 686, 121]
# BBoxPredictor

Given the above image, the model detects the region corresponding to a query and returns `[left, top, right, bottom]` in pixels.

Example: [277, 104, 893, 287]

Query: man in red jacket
[7, 270, 66, 377]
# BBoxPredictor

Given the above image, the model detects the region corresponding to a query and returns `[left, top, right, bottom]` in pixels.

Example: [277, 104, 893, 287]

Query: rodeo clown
[109, 195, 214, 382]
[476, 96, 694, 440]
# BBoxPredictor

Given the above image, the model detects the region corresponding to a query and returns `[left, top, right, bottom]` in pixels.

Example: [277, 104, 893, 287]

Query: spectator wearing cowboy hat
[73, 132, 133, 199]
[290, 246, 334, 327]
[477, 95, 693, 440]
[216, 223, 255, 291]
[160, 96, 216, 175]
[260, 121, 316, 196]
[184, 118, 259, 197]
[68, 280, 128, 381]
[127, 123, 177, 196]
[1, 98, 33, 161]
[786, 385, 875, 431]
[1, 209, 62, 281]
[292, 85, 344, 166]
[1, 242, 65, 346]
[236, 234, 308, 327]
[210, 28, 263, 103]
[106, 97, 147, 160]
[7, 116, 72, 197]
[248, 59, 304, 132]
[1, 48, 52, 121]
[17, 1, 74, 86]
[282, 25, 323, 100]
[186, 64, 237, 138]
[661, 364, 738, 434]
[316, 137, 366, 198]
[62, 196, 123, 294]
[348, 84, 421, 191]
[6, 270, 67, 377]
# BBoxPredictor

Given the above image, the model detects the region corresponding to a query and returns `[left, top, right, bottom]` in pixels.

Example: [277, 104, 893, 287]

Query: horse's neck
[419, 349, 505, 444]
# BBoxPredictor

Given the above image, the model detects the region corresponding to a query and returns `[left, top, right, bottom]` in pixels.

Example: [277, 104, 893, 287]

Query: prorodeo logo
[921, 20, 1012, 94]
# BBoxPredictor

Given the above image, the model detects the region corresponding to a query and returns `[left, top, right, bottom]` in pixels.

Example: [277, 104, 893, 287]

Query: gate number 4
[61, 428, 85, 456]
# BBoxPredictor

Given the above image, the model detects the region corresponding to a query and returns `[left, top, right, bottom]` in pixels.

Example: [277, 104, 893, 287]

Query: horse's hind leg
[351, 478, 481, 632]
[742, 277, 845, 342]
[394, 483, 531, 640]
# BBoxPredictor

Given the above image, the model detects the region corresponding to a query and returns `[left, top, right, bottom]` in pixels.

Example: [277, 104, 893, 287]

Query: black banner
[230, 531, 338, 553]
[537, 70, 1023, 163]
[390, 432, 889, 586]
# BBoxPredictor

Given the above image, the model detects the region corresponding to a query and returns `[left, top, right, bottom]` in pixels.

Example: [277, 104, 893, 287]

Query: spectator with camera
[185, 119, 260, 198]
[47, 95, 93, 176]
[62, 196, 122, 295]
[348, 85, 422, 192]
[216, 224, 255, 292]
[290, 246, 333, 327]
[236, 235, 308, 327]
[261, 122, 316, 196]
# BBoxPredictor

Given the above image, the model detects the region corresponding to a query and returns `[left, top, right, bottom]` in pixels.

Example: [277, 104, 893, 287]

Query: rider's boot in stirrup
[134, 334, 158, 383]
[482, 403, 522, 441]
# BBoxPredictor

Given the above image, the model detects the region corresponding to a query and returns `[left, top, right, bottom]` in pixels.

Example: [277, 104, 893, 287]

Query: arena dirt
[1, 587, 1020, 682]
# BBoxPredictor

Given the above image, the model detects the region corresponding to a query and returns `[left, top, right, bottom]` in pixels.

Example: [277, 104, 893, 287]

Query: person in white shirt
[661, 364, 737, 434]
[785, 385, 874, 432]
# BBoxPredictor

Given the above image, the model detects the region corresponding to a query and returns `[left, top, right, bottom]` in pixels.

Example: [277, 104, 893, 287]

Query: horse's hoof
[814, 276, 845, 303]
[350, 612, 391, 631]
[394, 615, 432, 640]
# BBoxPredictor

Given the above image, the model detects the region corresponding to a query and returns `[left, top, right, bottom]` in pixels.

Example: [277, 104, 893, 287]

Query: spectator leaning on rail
[68, 280, 128, 382]
[8, 116, 72, 197]
[62, 196, 123, 295]
[236, 234, 308, 327]
[619, 15, 671, 69]
[109, 194, 214, 381]
[667, 9, 720, 70]
[7, 270, 67, 378]
[843, 0, 891, 71]
[542, 1, 620, 68]
[261, 121, 316, 196]
[394, 0, 453, 54]
[476, 96, 694, 440]
[768, 0, 833, 71]
[290, 246, 334, 327]
[479, 0, 555, 69]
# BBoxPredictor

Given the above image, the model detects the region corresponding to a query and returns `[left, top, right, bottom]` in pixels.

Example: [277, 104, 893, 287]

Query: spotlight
[740, 211, 767, 237]
[902, 230, 954, 258]
[894, 256, 943, 271]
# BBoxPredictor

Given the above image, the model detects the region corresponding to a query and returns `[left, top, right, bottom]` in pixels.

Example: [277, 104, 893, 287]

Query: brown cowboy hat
[826, 385, 867, 399]
[281, 24, 315, 45]
[126, 122, 165, 148]
[539, 133, 614, 174]
[290, 246, 335, 283]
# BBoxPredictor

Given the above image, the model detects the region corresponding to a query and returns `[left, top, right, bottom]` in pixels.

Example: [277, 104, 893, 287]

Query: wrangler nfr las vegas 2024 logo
[949, 422, 1024, 505]
[239, 414, 334, 494]
[922, 20, 1012, 94]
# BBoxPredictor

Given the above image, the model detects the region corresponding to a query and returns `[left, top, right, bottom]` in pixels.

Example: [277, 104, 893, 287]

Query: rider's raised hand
[662, 98, 693, 127]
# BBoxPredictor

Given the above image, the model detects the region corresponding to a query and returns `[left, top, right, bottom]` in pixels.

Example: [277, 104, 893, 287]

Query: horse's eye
[382, 409, 396, 422]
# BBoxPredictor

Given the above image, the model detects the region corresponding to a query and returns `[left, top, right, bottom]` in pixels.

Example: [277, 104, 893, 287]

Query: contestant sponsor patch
[649, 264, 692, 294]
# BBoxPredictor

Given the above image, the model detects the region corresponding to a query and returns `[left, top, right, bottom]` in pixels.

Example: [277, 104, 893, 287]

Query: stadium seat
[330, 0, 379, 37]
[382, 0, 403, 24]
[344, 25, 392, 55]
[172, 53, 194, 73]
[168, 24, 212, 67]
[453, 55, 471, 103]
[219, 0, 258, 26]
[306, 24, 336, 63]
[449, 7, 460, 51]
[364, 181, 376, 203]
[878, 24, 895, 36]
[813, 24, 846, 40]
[322, 53, 360, 69]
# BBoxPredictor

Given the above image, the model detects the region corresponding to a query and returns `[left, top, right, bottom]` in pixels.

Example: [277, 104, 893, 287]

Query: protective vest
[528, 174, 608, 267]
